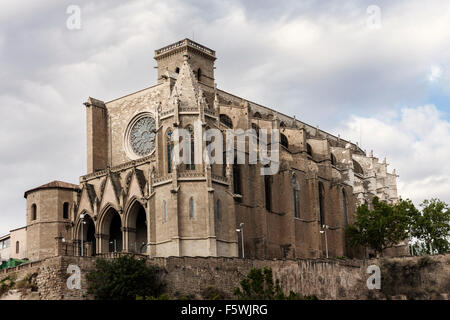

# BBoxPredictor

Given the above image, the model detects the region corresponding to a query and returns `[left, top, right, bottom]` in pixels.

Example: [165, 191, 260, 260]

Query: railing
[154, 39, 216, 57]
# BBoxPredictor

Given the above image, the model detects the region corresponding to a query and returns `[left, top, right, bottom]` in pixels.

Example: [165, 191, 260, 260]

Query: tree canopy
[346, 197, 417, 256]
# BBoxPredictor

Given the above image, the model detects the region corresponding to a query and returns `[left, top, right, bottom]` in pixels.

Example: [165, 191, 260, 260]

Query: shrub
[234, 267, 318, 300]
[0, 276, 16, 296]
[201, 286, 228, 300]
[86, 254, 165, 300]
[15, 272, 38, 292]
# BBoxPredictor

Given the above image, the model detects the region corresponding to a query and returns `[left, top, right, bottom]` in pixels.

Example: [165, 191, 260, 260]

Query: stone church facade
[23, 39, 405, 262]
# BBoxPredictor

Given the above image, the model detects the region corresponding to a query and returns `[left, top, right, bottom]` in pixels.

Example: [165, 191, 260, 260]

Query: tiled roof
[24, 180, 80, 198]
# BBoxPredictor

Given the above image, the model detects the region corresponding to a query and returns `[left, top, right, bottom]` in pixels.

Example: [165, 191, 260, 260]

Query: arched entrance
[126, 201, 148, 253]
[78, 213, 96, 256]
[100, 208, 123, 253]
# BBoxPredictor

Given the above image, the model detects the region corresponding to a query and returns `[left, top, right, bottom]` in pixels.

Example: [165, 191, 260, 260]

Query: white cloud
[428, 65, 443, 83]
[334, 105, 450, 205]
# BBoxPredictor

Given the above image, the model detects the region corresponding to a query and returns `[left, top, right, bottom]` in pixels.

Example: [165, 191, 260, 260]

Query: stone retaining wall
[1, 254, 449, 300]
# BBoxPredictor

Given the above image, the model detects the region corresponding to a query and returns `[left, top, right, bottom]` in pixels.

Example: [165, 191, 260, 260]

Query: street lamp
[80, 213, 86, 257]
[320, 224, 329, 258]
[236, 223, 245, 258]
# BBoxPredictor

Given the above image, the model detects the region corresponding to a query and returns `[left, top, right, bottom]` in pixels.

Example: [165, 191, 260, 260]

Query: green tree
[346, 197, 417, 256]
[409, 199, 450, 254]
[86, 255, 165, 300]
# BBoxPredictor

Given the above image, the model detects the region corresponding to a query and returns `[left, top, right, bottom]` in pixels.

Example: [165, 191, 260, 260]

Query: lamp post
[320, 224, 329, 258]
[80, 213, 85, 257]
[236, 223, 245, 258]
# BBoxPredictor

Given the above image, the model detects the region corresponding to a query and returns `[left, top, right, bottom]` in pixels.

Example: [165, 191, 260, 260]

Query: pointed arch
[98, 205, 122, 253]
[125, 198, 148, 253]
[75, 211, 96, 256]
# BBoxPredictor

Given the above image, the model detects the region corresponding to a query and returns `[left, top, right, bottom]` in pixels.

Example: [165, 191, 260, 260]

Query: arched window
[197, 68, 201, 81]
[253, 112, 262, 119]
[216, 199, 221, 220]
[15, 241, 19, 254]
[342, 189, 348, 227]
[186, 126, 195, 170]
[280, 133, 288, 149]
[175, 67, 180, 74]
[63, 202, 69, 219]
[353, 160, 364, 175]
[167, 129, 174, 173]
[264, 175, 272, 211]
[31, 204, 37, 221]
[220, 114, 233, 128]
[306, 143, 313, 157]
[331, 153, 337, 166]
[318, 182, 325, 226]
[189, 197, 194, 219]
[162, 201, 167, 223]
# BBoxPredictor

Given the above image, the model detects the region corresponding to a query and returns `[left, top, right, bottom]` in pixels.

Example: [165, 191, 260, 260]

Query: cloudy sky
[1, 0, 449, 235]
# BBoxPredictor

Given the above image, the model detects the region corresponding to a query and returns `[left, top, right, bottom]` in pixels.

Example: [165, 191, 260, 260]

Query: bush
[86, 255, 165, 300]
[0, 276, 16, 296]
[234, 267, 318, 300]
[201, 286, 228, 300]
[15, 272, 38, 292]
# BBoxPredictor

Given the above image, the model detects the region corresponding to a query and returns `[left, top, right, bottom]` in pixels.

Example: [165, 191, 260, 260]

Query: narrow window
[265, 175, 272, 211]
[163, 201, 167, 222]
[216, 199, 221, 220]
[318, 182, 325, 226]
[175, 67, 180, 74]
[293, 188, 298, 218]
[63, 202, 69, 219]
[331, 153, 337, 166]
[291, 174, 299, 218]
[280, 133, 288, 149]
[189, 197, 194, 219]
[252, 123, 260, 139]
[16, 241, 19, 254]
[186, 126, 195, 170]
[167, 130, 173, 173]
[342, 189, 348, 227]
[306, 143, 313, 157]
[31, 204, 37, 221]
[197, 68, 201, 81]
[233, 164, 242, 196]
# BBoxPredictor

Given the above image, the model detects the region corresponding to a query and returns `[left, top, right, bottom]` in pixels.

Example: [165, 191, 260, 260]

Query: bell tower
[154, 38, 216, 87]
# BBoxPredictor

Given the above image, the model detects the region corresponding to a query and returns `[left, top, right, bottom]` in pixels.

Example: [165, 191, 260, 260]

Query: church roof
[24, 180, 80, 198]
